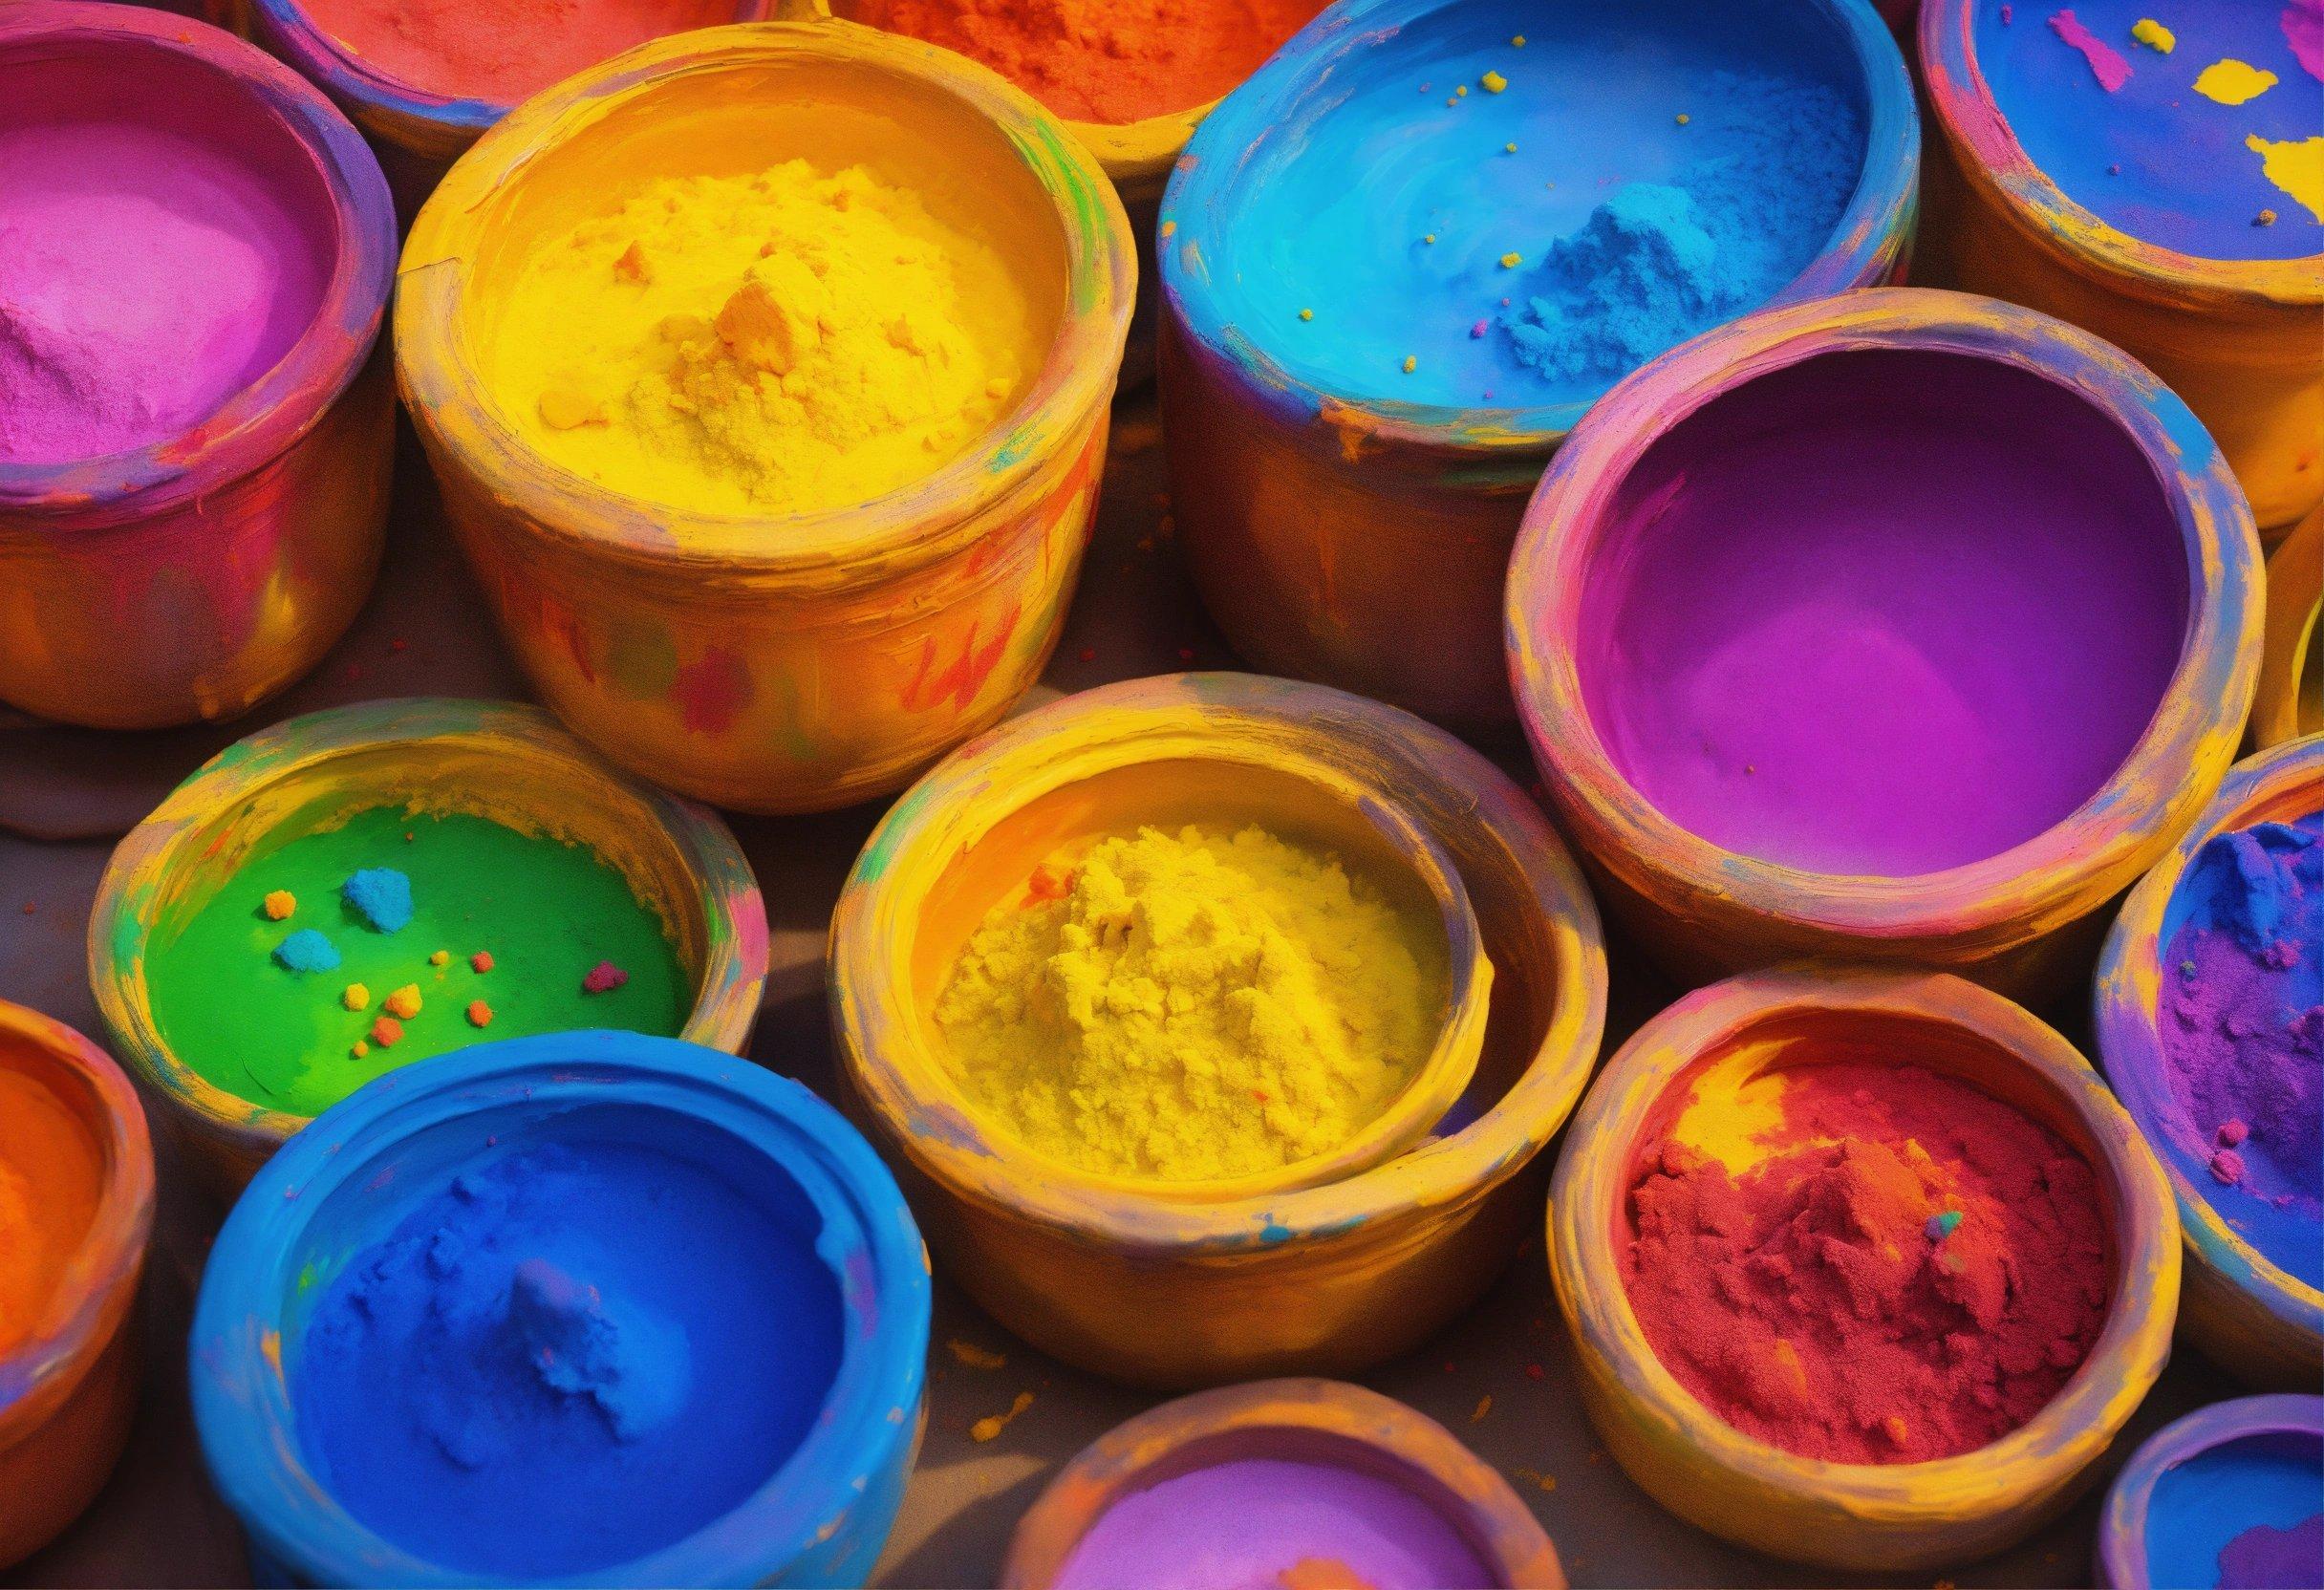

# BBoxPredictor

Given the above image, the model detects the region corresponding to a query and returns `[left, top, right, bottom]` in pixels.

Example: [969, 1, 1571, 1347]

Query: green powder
[148, 806, 689, 1116]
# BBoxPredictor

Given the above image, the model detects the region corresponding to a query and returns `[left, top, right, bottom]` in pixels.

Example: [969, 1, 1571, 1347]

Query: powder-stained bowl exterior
[1549, 967, 2180, 1573]
[2253, 508, 2321, 750]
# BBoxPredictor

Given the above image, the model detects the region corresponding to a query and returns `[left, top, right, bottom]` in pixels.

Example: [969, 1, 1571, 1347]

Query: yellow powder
[2247, 134, 2324, 224]
[934, 824, 1446, 1183]
[2129, 17, 2174, 52]
[489, 160, 1041, 520]
[2193, 58, 2278, 105]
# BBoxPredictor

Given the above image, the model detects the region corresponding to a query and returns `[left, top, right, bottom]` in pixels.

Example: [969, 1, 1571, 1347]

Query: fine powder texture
[1624, 1061, 2112, 1464]
[147, 806, 688, 1117]
[0, 1068, 104, 1359]
[292, 1138, 843, 1577]
[1501, 73, 1861, 386]
[2158, 813, 2323, 1288]
[2144, 1429, 2324, 1590]
[1052, 1457, 1493, 1590]
[0, 118, 326, 465]
[295, 0, 736, 105]
[491, 161, 1039, 521]
[934, 825, 1446, 1182]
[850, 0, 1325, 124]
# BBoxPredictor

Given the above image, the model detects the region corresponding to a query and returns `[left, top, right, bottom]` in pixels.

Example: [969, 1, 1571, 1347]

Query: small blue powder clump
[272, 928, 340, 974]
[341, 867, 413, 934]
[1502, 72, 1864, 385]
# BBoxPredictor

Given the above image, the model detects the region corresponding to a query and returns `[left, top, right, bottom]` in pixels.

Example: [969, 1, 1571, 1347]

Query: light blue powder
[272, 928, 339, 973]
[1502, 73, 1862, 384]
[340, 866, 412, 934]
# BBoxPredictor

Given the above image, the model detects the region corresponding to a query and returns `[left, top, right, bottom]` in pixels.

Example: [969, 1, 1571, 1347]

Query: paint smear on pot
[1052, 1457, 1491, 1590]
[2157, 811, 2322, 1288]
[846, 0, 1326, 125]
[1979, 0, 2322, 259]
[1178, 0, 1869, 412]
[292, 1134, 843, 1577]
[0, 47, 333, 465]
[1625, 1060, 2111, 1464]
[489, 161, 1042, 522]
[291, 0, 736, 105]
[0, 1066, 104, 1359]
[2143, 1429, 2324, 1590]
[1575, 348, 2186, 876]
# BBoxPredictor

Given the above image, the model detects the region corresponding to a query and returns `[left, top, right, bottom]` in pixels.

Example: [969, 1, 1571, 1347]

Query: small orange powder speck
[466, 1000, 493, 1028]
[947, 1339, 1006, 1369]
[970, 1389, 1034, 1442]
[351, 1041, 369, 1060]
[384, 984, 422, 1020]
[370, 1017, 403, 1047]
[1472, 1394, 1493, 1422]
[262, 890, 296, 921]
[470, 951, 494, 973]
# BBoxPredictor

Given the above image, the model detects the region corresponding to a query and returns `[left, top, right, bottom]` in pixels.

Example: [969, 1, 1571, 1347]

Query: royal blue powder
[1501, 72, 1862, 384]
[341, 867, 413, 934]
[272, 928, 339, 974]
[292, 1136, 844, 1578]
[2143, 1429, 2324, 1590]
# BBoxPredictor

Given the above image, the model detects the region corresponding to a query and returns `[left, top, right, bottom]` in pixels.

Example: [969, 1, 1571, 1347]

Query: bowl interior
[0, 1029, 113, 1359]
[2141, 1425, 2324, 1589]
[1575, 346, 2189, 878]
[0, 29, 339, 466]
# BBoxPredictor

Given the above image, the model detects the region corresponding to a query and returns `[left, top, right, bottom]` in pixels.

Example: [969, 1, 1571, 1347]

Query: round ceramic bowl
[0, 1002, 155, 1571]
[2096, 1394, 2324, 1590]
[1002, 1379, 1563, 1590]
[2095, 735, 2322, 1389]
[1548, 967, 2180, 1573]
[1922, 0, 2323, 537]
[1160, 0, 1917, 728]
[398, 22, 1136, 814]
[2255, 507, 2321, 750]
[247, 0, 774, 221]
[190, 1031, 931, 1587]
[833, 672, 1606, 1387]
[0, 4, 396, 730]
[1509, 288, 2262, 999]
[88, 698, 767, 1198]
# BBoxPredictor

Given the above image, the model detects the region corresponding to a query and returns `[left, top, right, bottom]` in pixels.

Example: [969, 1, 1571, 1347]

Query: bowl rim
[0, 1000, 156, 1446]
[186, 1030, 931, 1588]
[85, 697, 767, 1160]
[2093, 734, 2324, 1347]
[1157, 0, 1920, 456]
[1548, 966, 2181, 1525]
[0, 2, 396, 521]
[394, 19, 1136, 571]
[1507, 286, 2263, 945]
[2094, 1392, 2324, 1590]
[1920, 0, 2324, 312]
[999, 1377, 1564, 1590]
[831, 670, 1608, 1252]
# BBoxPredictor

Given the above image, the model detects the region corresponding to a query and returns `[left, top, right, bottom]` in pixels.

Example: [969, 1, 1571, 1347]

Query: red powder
[849, 0, 1325, 124]
[1622, 1062, 2111, 1465]
[296, 0, 738, 105]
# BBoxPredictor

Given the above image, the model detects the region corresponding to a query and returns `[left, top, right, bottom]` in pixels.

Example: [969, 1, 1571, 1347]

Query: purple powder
[1052, 1457, 1490, 1590]
[2160, 812, 2323, 1287]
[2220, 1513, 2324, 1590]
[1577, 347, 2187, 876]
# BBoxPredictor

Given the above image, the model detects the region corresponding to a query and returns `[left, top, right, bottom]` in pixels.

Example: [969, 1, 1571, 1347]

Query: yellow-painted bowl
[87, 698, 767, 1198]
[2095, 736, 2322, 1389]
[832, 672, 1607, 1386]
[1001, 1379, 1565, 1590]
[2254, 508, 2321, 751]
[1548, 966, 2180, 1574]
[397, 22, 1136, 814]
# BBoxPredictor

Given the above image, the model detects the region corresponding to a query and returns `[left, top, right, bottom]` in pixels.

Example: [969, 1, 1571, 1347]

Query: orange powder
[849, 0, 1325, 124]
[294, 0, 738, 105]
[0, 1068, 104, 1359]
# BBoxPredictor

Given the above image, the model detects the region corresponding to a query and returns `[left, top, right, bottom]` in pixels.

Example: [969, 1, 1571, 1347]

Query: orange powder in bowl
[0, 1068, 104, 1360]
[292, 0, 740, 105]
[847, 0, 1326, 124]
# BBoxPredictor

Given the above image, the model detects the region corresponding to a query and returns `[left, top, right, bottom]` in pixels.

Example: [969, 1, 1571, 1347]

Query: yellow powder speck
[1675, 112, 1691, 125]
[1455, 84, 1467, 97]
[429, 949, 450, 966]
[341, 983, 370, 1013]
[1402, 355, 1418, 373]
[2247, 134, 2324, 222]
[1299, 308, 1314, 321]
[1499, 251, 1522, 268]
[970, 1390, 1034, 1443]
[1514, 1466, 1559, 1493]
[1481, 70, 1507, 93]
[1504, 141, 1517, 153]
[1512, 33, 1525, 46]
[2130, 17, 2174, 51]
[383, 983, 423, 1020]
[350, 1041, 369, 1060]
[933, 825, 1447, 1183]
[946, 1340, 1006, 1369]
[490, 161, 1038, 524]
[2194, 59, 2278, 104]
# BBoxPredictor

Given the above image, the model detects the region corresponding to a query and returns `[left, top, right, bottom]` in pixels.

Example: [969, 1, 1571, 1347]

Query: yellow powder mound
[2192, 58, 2277, 105]
[934, 824, 1446, 1183]
[489, 161, 1041, 520]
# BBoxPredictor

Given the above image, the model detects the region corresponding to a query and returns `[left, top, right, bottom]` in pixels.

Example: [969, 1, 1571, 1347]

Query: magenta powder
[0, 56, 331, 465]
[1052, 1457, 1491, 1590]
[1578, 349, 2187, 875]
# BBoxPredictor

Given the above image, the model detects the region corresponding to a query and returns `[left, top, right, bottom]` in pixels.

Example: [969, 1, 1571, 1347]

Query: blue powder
[272, 928, 340, 973]
[1501, 73, 1862, 384]
[2143, 1429, 2324, 1589]
[341, 867, 412, 934]
[292, 1137, 844, 1578]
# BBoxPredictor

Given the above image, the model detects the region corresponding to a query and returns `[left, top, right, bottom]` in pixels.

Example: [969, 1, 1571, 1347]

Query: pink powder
[2047, 9, 2133, 92]
[2286, 0, 2324, 82]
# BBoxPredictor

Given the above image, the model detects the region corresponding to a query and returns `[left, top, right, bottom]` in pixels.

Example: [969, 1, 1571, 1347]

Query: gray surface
[0, 407, 2237, 1589]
